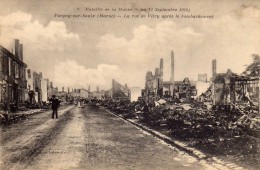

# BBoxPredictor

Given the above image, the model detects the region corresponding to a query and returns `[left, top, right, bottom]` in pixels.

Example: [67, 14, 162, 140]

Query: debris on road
[99, 98, 260, 169]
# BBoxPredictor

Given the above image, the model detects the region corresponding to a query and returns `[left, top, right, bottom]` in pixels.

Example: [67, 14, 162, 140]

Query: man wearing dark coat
[49, 95, 60, 119]
[143, 102, 149, 118]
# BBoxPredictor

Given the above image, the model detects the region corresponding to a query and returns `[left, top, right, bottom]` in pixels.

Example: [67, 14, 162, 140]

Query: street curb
[104, 109, 206, 159]
[104, 108, 246, 170]
[0, 109, 44, 125]
[15, 109, 45, 118]
[17, 109, 44, 115]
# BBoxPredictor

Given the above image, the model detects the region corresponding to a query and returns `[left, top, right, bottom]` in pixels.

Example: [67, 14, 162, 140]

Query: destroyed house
[112, 79, 131, 101]
[173, 78, 197, 99]
[213, 70, 259, 107]
[163, 81, 173, 96]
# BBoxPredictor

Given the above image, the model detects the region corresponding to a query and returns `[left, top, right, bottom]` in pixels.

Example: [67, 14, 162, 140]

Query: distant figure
[49, 95, 60, 119]
[143, 103, 149, 117]
[200, 93, 205, 102]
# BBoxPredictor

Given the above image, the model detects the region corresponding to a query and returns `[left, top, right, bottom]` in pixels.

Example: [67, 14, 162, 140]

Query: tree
[242, 54, 260, 77]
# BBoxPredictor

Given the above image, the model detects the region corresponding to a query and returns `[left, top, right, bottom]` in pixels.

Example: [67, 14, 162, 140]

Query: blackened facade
[0, 40, 27, 108]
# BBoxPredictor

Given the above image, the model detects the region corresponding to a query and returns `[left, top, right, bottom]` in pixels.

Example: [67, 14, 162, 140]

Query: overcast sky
[0, 0, 259, 90]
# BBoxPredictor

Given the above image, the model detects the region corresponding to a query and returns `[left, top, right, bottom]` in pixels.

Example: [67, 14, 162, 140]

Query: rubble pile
[100, 99, 260, 138]
[101, 100, 138, 119]
[100, 99, 260, 164]
[235, 113, 260, 130]
[142, 106, 170, 126]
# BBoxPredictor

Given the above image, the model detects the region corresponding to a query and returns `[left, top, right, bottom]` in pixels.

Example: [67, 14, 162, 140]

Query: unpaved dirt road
[1, 105, 214, 170]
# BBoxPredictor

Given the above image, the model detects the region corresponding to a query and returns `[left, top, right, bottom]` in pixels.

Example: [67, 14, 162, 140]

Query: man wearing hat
[49, 95, 60, 119]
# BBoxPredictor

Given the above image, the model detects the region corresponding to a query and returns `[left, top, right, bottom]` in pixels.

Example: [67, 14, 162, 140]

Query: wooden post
[112, 79, 114, 100]
[212, 59, 216, 105]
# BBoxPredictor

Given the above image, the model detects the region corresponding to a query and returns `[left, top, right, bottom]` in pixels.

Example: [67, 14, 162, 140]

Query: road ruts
[1, 105, 217, 170]
[0, 105, 75, 170]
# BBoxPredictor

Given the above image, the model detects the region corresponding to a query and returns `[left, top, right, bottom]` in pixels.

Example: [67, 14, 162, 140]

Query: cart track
[0, 105, 75, 169]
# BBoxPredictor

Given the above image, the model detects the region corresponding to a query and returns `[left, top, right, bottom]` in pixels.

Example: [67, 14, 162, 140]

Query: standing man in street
[49, 95, 60, 119]
[142, 102, 149, 119]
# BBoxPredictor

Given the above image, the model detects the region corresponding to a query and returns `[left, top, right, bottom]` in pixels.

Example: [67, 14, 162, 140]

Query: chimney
[39, 72, 43, 78]
[146, 71, 153, 81]
[19, 44, 23, 61]
[68, 87, 70, 93]
[62, 87, 64, 92]
[46, 79, 49, 88]
[50, 82, 53, 88]
[155, 68, 160, 76]
[14, 39, 19, 58]
[160, 58, 163, 78]
[88, 85, 90, 92]
[27, 69, 31, 79]
[212, 59, 217, 80]
[111, 80, 115, 99]
[170, 51, 174, 83]
[97, 86, 99, 92]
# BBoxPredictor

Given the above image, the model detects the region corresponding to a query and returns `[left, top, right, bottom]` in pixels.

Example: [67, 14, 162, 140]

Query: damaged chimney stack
[14, 39, 19, 58]
[14, 39, 24, 62]
[19, 44, 23, 62]
[212, 59, 217, 80]
[170, 51, 174, 84]
[160, 58, 163, 78]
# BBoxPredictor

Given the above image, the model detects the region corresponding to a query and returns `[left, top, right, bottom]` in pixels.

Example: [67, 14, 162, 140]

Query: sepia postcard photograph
[0, 0, 260, 169]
